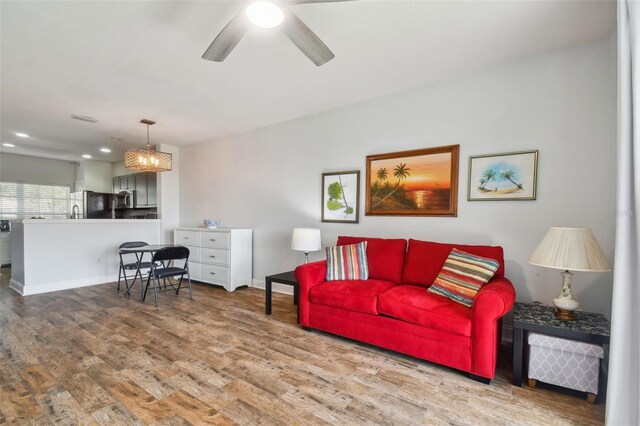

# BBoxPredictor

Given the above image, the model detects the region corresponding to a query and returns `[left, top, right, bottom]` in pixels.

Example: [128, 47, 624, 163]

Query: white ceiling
[0, 0, 615, 163]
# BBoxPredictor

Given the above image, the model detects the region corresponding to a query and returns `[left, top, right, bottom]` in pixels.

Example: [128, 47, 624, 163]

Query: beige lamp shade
[528, 227, 611, 272]
[291, 228, 322, 252]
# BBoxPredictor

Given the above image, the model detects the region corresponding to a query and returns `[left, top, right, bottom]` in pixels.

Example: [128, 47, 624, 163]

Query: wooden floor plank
[0, 266, 606, 425]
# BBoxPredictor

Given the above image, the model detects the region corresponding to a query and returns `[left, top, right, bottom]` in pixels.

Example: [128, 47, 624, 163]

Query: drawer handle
[210, 255, 216, 258]
[210, 239, 216, 242]
[183, 237, 189, 239]
[210, 272, 216, 275]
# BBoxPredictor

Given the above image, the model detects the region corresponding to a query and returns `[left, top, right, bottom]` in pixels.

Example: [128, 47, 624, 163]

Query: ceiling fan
[202, 0, 353, 67]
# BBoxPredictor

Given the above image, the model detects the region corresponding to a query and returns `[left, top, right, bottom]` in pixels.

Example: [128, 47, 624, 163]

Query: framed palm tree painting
[468, 150, 538, 201]
[365, 145, 459, 216]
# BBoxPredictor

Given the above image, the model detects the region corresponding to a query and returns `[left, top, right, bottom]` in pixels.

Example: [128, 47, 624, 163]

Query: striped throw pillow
[325, 242, 369, 281]
[427, 248, 500, 307]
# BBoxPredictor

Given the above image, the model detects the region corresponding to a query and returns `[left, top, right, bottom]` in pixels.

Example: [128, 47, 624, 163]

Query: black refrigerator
[84, 191, 114, 219]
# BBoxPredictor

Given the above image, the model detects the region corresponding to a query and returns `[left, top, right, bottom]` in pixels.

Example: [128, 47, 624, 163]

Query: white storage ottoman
[527, 332, 604, 402]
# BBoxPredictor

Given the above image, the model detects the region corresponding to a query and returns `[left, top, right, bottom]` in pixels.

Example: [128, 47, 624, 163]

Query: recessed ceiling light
[15, 132, 29, 138]
[100, 148, 111, 153]
[246, 1, 283, 28]
[82, 154, 92, 159]
[2, 143, 15, 147]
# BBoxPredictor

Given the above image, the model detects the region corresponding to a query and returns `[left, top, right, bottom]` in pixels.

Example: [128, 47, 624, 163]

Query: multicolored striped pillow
[427, 248, 500, 307]
[325, 242, 369, 281]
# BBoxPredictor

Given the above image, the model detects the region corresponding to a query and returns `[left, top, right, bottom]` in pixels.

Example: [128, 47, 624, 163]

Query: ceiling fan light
[246, 1, 284, 29]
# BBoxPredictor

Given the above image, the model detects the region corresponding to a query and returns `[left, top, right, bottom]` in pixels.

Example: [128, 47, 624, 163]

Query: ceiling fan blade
[202, 10, 249, 62]
[281, 7, 335, 66]
[287, 0, 355, 4]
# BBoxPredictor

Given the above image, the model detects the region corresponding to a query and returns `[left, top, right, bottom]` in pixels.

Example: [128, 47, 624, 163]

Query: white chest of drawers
[174, 227, 252, 292]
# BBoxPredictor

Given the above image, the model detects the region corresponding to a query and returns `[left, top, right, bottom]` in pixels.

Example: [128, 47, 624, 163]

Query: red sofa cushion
[337, 236, 407, 283]
[377, 285, 472, 337]
[402, 239, 504, 286]
[309, 279, 397, 315]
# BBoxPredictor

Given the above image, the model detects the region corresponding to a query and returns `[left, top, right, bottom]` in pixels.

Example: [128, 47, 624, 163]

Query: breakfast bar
[10, 219, 161, 295]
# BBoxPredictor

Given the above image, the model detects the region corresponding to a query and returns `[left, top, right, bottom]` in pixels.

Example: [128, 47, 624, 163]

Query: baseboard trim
[502, 324, 513, 345]
[251, 279, 295, 296]
[10, 274, 118, 296]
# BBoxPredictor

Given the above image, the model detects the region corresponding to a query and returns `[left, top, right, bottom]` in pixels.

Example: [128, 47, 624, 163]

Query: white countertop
[21, 219, 161, 224]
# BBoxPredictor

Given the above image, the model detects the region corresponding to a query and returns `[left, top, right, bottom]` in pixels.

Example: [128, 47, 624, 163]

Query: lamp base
[555, 308, 576, 321]
[552, 270, 579, 321]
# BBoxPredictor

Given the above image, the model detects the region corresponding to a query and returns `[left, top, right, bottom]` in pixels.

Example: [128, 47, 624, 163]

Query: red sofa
[295, 236, 516, 383]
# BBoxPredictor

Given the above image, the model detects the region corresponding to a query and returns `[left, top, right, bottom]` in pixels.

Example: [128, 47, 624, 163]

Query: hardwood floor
[0, 267, 605, 425]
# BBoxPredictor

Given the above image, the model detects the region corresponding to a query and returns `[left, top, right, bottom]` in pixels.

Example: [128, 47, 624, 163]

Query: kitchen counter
[10, 219, 162, 296]
[22, 219, 160, 224]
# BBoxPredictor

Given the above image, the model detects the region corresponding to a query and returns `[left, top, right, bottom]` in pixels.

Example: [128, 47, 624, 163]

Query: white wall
[80, 160, 112, 193]
[0, 153, 75, 187]
[179, 38, 617, 317]
[158, 144, 180, 243]
[111, 160, 138, 177]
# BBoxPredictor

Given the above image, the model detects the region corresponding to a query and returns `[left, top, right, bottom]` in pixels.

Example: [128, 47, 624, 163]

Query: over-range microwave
[115, 190, 135, 209]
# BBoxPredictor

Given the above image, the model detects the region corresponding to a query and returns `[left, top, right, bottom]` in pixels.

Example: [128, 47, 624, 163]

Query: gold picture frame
[365, 145, 459, 216]
[467, 150, 538, 201]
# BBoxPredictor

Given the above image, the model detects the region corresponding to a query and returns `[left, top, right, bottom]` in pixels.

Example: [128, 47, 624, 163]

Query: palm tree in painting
[372, 163, 411, 208]
[480, 169, 497, 190]
[500, 169, 524, 190]
[393, 163, 410, 183]
[376, 167, 389, 183]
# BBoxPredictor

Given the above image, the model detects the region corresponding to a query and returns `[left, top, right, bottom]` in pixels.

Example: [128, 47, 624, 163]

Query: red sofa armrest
[295, 260, 327, 326]
[471, 277, 516, 379]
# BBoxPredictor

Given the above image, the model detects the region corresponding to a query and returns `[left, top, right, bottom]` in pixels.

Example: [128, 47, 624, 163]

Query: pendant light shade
[124, 119, 172, 172]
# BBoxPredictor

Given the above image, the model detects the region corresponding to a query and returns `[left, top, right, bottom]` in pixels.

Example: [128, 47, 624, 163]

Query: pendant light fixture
[124, 119, 172, 172]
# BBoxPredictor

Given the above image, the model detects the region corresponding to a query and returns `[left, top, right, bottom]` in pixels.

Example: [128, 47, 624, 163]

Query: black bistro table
[119, 244, 180, 297]
[512, 301, 610, 387]
[265, 270, 299, 323]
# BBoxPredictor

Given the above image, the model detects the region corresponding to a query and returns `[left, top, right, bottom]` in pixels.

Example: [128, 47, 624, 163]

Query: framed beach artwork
[322, 171, 360, 223]
[467, 150, 538, 201]
[365, 145, 459, 216]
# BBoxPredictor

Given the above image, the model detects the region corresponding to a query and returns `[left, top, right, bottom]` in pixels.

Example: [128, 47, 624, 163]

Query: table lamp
[291, 228, 321, 264]
[528, 227, 611, 320]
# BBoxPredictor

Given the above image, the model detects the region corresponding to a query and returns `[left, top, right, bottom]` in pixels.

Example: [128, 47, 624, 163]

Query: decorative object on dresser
[365, 145, 459, 217]
[124, 119, 172, 173]
[174, 227, 252, 292]
[321, 171, 360, 223]
[467, 150, 538, 201]
[291, 228, 321, 264]
[203, 219, 220, 229]
[529, 227, 611, 320]
[512, 302, 610, 403]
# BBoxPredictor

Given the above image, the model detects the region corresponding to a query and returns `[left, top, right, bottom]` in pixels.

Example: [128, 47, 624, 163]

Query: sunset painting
[366, 145, 459, 216]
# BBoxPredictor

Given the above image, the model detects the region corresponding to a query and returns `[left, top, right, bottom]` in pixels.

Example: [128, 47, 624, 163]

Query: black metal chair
[118, 241, 152, 296]
[143, 246, 192, 307]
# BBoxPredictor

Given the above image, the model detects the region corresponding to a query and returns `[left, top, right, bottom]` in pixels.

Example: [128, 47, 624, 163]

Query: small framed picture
[468, 150, 538, 201]
[322, 171, 360, 223]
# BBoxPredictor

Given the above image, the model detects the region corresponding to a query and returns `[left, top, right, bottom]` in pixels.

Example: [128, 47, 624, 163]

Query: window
[0, 182, 72, 219]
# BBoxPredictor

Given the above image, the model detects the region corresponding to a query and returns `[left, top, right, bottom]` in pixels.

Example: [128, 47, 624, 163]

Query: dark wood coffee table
[265, 270, 299, 323]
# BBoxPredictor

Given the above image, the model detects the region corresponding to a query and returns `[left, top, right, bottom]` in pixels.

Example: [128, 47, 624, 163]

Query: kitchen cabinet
[112, 173, 157, 208]
[134, 173, 157, 207]
[113, 175, 134, 193]
[1, 232, 11, 265]
[174, 227, 252, 292]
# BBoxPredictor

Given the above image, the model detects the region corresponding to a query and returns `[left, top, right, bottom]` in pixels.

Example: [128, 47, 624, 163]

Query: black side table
[265, 271, 299, 323]
[512, 302, 610, 387]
